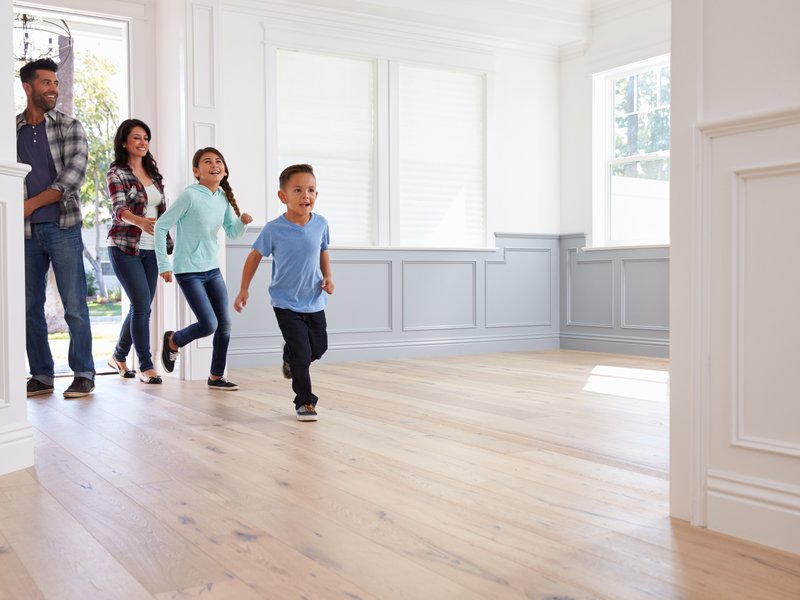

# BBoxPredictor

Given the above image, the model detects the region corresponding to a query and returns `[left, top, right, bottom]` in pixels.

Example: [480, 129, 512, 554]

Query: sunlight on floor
[583, 364, 669, 402]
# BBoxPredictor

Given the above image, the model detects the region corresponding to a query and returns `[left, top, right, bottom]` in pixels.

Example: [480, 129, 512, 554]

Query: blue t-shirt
[252, 213, 330, 313]
[17, 122, 59, 223]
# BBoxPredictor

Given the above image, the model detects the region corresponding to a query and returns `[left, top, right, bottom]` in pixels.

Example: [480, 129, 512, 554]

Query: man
[17, 58, 95, 398]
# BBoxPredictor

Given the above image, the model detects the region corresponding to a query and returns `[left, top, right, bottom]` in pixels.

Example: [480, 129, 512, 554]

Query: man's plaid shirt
[106, 164, 168, 255]
[16, 109, 89, 239]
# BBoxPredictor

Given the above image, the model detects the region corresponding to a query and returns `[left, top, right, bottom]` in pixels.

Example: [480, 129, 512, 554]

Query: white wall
[559, 0, 670, 238]
[671, 0, 800, 554]
[220, 1, 562, 240]
[491, 49, 561, 236]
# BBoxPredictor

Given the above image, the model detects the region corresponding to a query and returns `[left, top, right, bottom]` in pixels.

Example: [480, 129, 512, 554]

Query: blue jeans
[25, 222, 94, 383]
[174, 268, 231, 377]
[273, 307, 327, 408]
[109, 247, 158, 371]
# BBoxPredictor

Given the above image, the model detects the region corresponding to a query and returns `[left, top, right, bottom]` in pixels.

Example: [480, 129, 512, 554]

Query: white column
[0, 0, 34, 476]
[671, 0, 800, 554]
[155, 0, 223, 380]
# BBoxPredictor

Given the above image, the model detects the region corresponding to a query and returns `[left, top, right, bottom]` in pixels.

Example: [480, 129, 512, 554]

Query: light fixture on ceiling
[13, 13, 73, 64]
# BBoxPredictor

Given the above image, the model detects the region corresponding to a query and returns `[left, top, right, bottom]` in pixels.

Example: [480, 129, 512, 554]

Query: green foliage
[86, 300, 122, 317]
[73, 51, 119, 228]
[613, 67, 670, 160]
[86, 268, 98, 296]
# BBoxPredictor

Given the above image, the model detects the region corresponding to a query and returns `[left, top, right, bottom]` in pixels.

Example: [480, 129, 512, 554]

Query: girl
[154, 147, 252, 390]
[106, 119, 169, 384]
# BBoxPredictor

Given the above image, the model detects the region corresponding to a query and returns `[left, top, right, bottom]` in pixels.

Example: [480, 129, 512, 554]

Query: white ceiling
[269, 0, 640, 47]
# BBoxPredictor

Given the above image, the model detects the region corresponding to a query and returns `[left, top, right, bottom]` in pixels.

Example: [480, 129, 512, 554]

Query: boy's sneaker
[63, 376, 95, 399]
[296, 404, 318, 421]
[161, 331, 178, 373]
[27, 378, 54, 397]
[207, 377, 239, 391]
[282, 361, 292, 379]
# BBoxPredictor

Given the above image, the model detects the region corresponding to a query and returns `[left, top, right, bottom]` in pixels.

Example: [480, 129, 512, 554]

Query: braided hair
[192, 147, 241, 216]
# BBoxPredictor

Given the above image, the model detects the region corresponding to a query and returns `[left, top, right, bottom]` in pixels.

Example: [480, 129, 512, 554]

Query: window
[397, 65, 484, 247]
[277, 50, 375, 246]
[593, 55, 670, 246]
[275, 49, 486, 248]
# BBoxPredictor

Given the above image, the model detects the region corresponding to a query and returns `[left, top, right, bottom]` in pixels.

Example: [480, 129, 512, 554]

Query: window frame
[592, 54, 670, 248]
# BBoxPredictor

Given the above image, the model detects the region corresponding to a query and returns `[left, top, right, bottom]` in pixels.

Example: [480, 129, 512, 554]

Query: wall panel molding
[193, 122, 216, 150]
[191, 3, 217, 108]
[565, 248, 614, 327]
[696, 99, 800, 552]
[402, 261, 476, 331]
[620, 257, 669, 330]
[228, 233, 666, 367]
[486, 248, 552, 328]
[731, 162, 800, 458]
[560, 237, 668, 358]
[697, 106, 800, 138]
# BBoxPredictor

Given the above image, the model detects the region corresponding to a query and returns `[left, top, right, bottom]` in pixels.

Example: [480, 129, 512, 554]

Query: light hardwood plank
[0, 350, 797, 600]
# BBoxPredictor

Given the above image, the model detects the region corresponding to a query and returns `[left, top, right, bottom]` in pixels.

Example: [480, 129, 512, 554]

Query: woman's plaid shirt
[16, 109, 89, 239]
[106, 163, 168, 255]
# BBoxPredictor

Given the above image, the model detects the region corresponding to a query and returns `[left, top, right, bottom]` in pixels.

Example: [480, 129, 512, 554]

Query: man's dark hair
[19, 58, 59, 84]
[279, 164, 315, 188]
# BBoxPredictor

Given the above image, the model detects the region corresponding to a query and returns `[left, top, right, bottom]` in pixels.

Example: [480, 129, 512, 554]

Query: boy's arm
[320, 249, 334, 295]
[234, 249, 263, 312]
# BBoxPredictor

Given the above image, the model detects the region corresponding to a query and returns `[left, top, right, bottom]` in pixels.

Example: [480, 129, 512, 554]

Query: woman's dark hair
[111, 119, 163, 183]
[192, 147, 241, 217]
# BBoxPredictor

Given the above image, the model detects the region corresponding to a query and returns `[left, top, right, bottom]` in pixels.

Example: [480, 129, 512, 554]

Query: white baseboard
[706, 470, 800, 555]
[228, 334, 561, 369]
[560, 333, 669, 358]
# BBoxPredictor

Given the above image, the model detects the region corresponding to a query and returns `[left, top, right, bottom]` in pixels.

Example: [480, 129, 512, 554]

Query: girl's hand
[138, 216, 156, 235]
[241, 213, 253, 225]
[321, 278, 334, 295]
[160, 271, 173, 283]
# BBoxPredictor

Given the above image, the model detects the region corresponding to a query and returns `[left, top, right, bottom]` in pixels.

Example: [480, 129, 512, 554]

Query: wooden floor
[1, 350, 798, 600]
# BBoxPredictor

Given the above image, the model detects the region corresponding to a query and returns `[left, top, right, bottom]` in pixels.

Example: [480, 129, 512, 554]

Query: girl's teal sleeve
[222, 203, 246, 239]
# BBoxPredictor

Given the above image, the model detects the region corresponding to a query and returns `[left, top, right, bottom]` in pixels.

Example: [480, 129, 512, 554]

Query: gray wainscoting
[560, 234, 669, 357]
[226, 232, 562, 368]
[226, 231, 669, 368]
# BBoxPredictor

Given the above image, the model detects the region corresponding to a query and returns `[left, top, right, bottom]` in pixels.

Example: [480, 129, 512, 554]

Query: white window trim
[592, 53, 670, 248]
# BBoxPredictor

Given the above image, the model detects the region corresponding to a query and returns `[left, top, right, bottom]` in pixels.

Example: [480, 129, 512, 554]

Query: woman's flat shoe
[108, 356, 136, 378]
[139, 373, 162, 384]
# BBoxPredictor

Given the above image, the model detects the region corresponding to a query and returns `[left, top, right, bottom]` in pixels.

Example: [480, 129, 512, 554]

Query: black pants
[273, 307, 328, 408]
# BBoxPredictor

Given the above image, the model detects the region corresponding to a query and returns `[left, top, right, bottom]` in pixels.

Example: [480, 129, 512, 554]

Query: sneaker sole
[296, 414, 318, 421]
[207, 385, 239, 391]
[63, 388, 95, 399]
[27, 388, 54, 397]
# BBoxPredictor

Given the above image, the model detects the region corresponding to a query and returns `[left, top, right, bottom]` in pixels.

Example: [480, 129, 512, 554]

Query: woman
[106, 118, 170, 384]
[154, 147, 252, 390]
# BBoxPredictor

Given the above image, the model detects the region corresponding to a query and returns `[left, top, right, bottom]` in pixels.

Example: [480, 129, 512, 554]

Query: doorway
[13, 6, 130, 375]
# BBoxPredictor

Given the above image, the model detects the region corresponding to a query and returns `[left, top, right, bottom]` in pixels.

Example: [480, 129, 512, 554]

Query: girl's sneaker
[207, 377, 239, 391]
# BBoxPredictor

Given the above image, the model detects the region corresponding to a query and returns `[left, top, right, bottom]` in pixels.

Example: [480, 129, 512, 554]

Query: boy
[234, 164, 333, 421]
